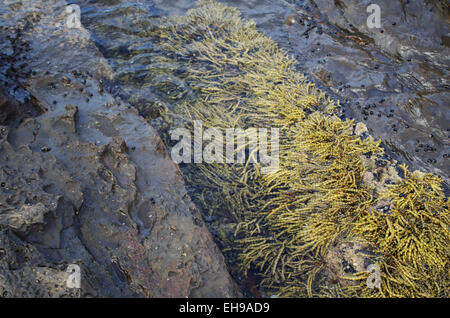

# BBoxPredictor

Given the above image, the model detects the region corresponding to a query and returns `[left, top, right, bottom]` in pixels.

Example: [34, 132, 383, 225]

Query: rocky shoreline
[0, 0, 239, 297]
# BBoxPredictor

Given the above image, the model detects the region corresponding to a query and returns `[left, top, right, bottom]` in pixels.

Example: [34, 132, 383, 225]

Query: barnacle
[151, 0, 449, 297]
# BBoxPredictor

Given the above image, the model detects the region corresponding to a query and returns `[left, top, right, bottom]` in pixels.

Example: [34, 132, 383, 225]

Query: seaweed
[353, 165, 449, 297]
[151, 0, 449, 297]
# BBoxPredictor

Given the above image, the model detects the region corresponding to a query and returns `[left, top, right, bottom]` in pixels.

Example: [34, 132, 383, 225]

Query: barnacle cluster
[152, 0, 449, 297]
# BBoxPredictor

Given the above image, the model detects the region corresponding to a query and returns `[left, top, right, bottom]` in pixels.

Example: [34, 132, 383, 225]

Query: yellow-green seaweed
[152, 0, 449, 297]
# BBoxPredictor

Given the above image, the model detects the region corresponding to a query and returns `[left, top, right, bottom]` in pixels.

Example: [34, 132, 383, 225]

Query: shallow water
[68, 0, 449, 186]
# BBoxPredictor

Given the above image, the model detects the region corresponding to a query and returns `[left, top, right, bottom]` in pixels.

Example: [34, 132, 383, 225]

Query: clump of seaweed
[234, 112, 383, 296]
[353, 166, 449, 297]
[151, 0, 449, 297]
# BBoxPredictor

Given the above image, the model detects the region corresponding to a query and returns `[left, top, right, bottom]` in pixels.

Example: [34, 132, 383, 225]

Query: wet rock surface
[0, 0, 239, 297]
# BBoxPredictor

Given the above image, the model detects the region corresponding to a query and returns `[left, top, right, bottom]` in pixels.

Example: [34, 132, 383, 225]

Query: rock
[324, 241, 378, 288]
[0, 0, 239, 297]
[0, 203, 48, 234]
[355, 122, 368, 136]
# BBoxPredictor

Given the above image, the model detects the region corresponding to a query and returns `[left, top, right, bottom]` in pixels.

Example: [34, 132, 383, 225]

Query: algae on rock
[150, 0, 449, 297]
